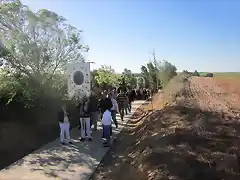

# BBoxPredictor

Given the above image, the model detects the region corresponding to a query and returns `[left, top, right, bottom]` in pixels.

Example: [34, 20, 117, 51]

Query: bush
[163, 72, 191, 105]
[0, 71, 71, 123]
[206, 73, 213, 77]
[192, 70, 200, 76]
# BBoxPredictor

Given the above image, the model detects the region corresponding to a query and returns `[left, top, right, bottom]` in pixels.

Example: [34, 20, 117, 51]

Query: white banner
[67, 62, 91, 100]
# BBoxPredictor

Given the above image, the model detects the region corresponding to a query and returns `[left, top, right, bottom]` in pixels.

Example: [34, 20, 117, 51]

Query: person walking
[109, 93, 119, 128]
[111, 88, 117, 99]
[99, 91, 113, 119]
[78, 97, 92, 141]
[117, 89, 128, 121]
[99, 91, 113, 137]
[101, 108, 112, 147]
[89, 92, 100, 131]
[58, 105, 73, 145]
[126, 90, 132, 112]
[129, 89, 136, 111]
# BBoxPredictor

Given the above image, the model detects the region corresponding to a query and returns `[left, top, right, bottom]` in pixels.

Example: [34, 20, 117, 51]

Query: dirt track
[92, 75, 240, 180]
[189, 77, 240, 117]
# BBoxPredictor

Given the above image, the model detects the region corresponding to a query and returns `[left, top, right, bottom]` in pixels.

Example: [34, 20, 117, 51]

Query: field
[199, 72, 240, 77]
[92, 73, 240, 180]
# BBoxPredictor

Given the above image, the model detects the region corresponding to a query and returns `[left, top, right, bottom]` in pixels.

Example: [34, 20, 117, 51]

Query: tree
[147, 62, 158, 89]
[122, 68, 136, 88]
[156, 60, 177, 87]
[90, 69, 98, 87]
[193, 70, 200, 76]
[94, 65, 120, 89]
[140, 65, 149, 88]
[0, 0, 88, 83]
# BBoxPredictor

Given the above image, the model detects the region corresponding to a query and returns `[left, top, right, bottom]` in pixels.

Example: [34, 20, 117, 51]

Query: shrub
[192, 70, 200, 76]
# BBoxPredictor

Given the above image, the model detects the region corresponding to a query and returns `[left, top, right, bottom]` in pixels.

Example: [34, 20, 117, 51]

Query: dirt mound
[92, 75, 240, 180]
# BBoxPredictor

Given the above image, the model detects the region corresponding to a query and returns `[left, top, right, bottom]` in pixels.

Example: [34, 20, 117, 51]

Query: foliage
[121, 68, 137, 88]
[0, 70, 68, 108]
[90, 69, 98, 87]
[192, 70, 200, 76]
[147, 62, 158, 89]
[94, 65, 121, 89]
[0, 0, 88, 84]
[0, 0, 87, 112]
[206, 73, 213, 77]
[156, 60, 177, 87]
[140, 65, 150, 88]
[141, 51, 177, 89]
[163, 72, 191, 105]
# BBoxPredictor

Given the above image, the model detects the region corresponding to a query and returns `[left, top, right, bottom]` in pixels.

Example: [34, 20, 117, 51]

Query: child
[58, 105, 73, 145]
[101, 108, 112, 147]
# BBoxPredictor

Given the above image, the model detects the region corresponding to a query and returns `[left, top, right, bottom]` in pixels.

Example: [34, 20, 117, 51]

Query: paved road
[0, 100, 145, 180]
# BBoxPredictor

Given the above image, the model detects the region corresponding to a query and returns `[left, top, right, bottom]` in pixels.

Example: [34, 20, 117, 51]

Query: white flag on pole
[67, 62, 91, 100]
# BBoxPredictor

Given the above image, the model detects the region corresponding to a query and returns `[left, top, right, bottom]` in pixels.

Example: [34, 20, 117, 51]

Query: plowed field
[92, 75, 240, 180]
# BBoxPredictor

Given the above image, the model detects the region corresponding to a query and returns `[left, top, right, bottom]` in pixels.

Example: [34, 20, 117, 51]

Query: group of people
[58, 88, 136, 147]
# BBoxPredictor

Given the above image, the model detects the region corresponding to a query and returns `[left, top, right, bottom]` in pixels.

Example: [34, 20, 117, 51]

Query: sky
[21, 0, 240, 73]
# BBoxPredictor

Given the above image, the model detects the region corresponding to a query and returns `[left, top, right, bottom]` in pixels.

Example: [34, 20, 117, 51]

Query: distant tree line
[182, 70, 213, 77]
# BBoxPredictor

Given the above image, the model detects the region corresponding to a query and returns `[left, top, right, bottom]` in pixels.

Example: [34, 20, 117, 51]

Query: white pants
[59, 122, 70, 142]
[80, 117, 91, 138]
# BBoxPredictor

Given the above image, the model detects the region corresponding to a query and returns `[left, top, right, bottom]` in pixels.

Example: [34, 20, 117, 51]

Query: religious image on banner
[67, 62, 91, 100]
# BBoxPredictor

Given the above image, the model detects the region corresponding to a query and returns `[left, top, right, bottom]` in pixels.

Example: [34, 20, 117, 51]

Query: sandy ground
[92, 76, 240, 180]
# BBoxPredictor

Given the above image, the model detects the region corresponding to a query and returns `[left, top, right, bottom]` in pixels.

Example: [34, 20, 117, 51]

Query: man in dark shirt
[127, 89, 136, 112]
[99, 91, 113, 116]
[89, 93, 100, 131]
[78, 97, 92, 141]
[99, 91, 113, 137]
[117, 89, 128, 121]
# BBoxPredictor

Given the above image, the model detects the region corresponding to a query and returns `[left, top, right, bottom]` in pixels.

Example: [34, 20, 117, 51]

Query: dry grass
[92, 74, 240, 180]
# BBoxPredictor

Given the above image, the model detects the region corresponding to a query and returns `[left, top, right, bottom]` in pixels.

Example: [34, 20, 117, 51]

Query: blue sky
[21, 0, 240, 73]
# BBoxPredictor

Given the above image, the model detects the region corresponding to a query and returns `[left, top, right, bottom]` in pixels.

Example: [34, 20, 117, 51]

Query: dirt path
[91, 94, 164, 180]
[0, 101, 144, 180]
[92, 76, 240, 180]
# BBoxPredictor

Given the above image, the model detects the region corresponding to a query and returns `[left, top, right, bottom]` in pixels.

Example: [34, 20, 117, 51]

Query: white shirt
[101, 110, 112, 126]
[111, 98, 119, 112]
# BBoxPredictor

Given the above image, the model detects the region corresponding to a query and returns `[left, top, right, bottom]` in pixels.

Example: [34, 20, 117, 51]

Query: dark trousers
[102, 124, 112, 137]
[101, 112, 112, 138]
[111, 110, 118, 127]
[128, 102, 132, 112]
[103, 125, 111, 145]
[119, 106, 124, 120]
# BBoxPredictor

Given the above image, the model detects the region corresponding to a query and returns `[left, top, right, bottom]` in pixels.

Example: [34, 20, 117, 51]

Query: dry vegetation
[92, 73, 240, 180]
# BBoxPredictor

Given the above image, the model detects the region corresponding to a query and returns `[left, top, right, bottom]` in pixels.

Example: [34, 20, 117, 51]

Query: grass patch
[199, 72, 240, 78]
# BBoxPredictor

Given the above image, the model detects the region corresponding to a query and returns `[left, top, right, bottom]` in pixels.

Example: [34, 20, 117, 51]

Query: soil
[92, 76, 240, 180]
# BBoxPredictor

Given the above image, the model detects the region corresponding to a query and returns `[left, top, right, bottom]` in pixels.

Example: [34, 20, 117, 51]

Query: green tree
[0, 0, 88, 83]
[147, 62, 158, 89]
[94, 65, 120, 89]
[90, 69, 98, 87]
[140, 65, 149, 88]
[122, 68, 136, 88]
[193, 70, 200, 76]
[156, 60, 177, 87]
